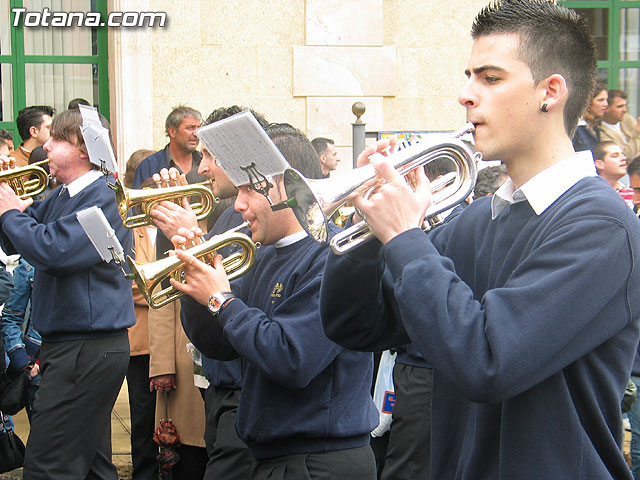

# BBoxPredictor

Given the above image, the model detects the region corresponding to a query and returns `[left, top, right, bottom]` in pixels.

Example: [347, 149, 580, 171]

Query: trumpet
[111, 178, 219, 229]
[278, 123, 480, 254]
[128, 221, 257, 309]
[0, 160, 51, 199]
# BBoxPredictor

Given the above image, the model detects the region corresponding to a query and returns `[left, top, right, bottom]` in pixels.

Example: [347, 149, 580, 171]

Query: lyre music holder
[240, 162, 275, 205]
[195, 110, 290, 201]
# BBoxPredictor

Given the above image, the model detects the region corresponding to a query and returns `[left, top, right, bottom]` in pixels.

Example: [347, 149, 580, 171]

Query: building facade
[0, 0, 638, 173]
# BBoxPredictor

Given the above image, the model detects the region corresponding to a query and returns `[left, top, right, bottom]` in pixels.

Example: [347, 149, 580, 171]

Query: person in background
[627, 156, 640, 213]
[0, 129, 14, 156]
[593, 141, 635, 209]
[123, 148, 158, 480]
[600, 89, 640, 160]
[473, 164, 509, 198]
[311, 137, 341, 178]
[9, 106, 55, 167]
[572, 82, 608, 153]
[68, 98, 91, 110]
[0, 258, 39, 420]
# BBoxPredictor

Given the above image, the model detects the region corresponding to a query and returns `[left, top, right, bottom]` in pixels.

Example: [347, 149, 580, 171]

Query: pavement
[1, 380, 134, 479]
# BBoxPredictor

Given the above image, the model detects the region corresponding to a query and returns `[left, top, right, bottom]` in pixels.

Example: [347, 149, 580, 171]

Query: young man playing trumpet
[320, 1, 640, 478]
[150, 105, 269, 480]
[0, 109, 134, 479]
[157, 122, 378, 479]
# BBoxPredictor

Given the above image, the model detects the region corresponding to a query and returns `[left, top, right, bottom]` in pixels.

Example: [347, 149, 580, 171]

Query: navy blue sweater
[0, 176, 136, 341]
[201, 205, 246, 389]
[321, 176, 640, 479]
[181, 230, 378, 459]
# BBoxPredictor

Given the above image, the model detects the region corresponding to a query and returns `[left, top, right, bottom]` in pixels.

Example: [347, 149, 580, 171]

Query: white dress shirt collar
[274, 229, 308, 248]
[491, 150, 597, 219]
[66, 169, 104, 197]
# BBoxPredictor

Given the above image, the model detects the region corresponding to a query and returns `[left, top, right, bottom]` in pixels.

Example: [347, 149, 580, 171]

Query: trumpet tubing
[112, 178, 219, 228]
[281, 123, 480, 254]
[128, 222, 257, 309]
[0, 160, 50, 199]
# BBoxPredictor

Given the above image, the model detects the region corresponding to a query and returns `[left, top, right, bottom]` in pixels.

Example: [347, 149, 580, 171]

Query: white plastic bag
[371, 350, 396, 437]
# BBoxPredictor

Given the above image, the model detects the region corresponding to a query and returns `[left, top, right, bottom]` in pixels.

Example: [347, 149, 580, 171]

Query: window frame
[562, 1, 640, 95]
[0, 0, 110, 143]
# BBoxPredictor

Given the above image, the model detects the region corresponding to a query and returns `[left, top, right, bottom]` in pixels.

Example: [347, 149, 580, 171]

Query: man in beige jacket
[599, 89, 640, 160]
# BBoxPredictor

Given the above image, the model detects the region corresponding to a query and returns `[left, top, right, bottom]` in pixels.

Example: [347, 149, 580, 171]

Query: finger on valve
[152, 173, 163, 188]
[196, 231, 216, 264]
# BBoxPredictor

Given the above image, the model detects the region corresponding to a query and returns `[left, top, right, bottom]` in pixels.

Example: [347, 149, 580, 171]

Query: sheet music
[196, 110, 290, 187]
[77, 206, 124, 264]
[79, 104, 118, 173]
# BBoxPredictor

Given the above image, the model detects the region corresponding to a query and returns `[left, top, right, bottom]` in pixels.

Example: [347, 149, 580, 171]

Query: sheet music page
[196, 110, 290, 187]
[77, 206, 124, 263]
[79, 104, 118, 172]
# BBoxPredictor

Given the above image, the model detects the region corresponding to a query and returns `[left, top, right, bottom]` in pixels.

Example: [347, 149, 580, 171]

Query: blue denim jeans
[0, 258, 39, 369]
[629, 376, 640, 479]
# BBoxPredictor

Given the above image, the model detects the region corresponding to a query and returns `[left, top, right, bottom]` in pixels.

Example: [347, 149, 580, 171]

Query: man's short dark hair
[16, 105, 56, 141]
[592, 141, 616, 163]
[474, 165, 508, 198]
[67, 98, 91, 110]
[268, 124, 323, 180]
[628, 156, 640, 177]
[203, 105, 268, 129]
[311, 137, 334, 156]
[165, 105, 201, 136]
[471, 0, 596, 137]
[607, 89, 627, 105]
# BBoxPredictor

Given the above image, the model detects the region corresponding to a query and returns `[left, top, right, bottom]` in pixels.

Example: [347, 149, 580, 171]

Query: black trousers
[249, 445, 376, 480]
[24, 333, 129, 480]
[380, 364, 433, 480]
[127, 354, 158, 480]
[204, 385, 252, 480]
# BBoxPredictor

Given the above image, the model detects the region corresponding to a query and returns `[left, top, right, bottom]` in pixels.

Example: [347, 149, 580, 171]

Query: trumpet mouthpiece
[454, 123, 476, 138]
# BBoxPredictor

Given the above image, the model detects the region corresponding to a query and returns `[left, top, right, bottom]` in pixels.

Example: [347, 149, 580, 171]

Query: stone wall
[109, 0, 487, 171]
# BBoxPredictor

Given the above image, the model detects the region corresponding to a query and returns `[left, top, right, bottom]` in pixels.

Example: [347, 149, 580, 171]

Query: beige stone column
[108, 0, 154, 172]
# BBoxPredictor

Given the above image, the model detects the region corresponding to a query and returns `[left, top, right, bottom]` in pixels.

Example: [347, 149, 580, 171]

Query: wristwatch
[207, 291, 236, 315]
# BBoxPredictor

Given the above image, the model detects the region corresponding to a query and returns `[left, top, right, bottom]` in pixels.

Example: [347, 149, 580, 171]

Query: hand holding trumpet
[148, 167, 199, 239]
[167, 226, 231, 306]
[349, 136, 433, 245]
[352, 155, 433, 245]
[0, 155, 34, 215]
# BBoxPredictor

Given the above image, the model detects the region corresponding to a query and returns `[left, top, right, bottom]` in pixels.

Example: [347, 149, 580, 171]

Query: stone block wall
[109, 0, 487, 171]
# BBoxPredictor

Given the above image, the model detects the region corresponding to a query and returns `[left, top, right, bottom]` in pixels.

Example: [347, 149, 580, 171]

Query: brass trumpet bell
[111, 178, 218, 229]
[281, 123, 480, 254]
[0, 160, 51, 199]
[128, 223, 257, 309]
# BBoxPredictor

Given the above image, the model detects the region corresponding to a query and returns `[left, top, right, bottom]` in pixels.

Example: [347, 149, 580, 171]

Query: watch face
[208, 292, 234, 314]
[208, 295, 222, 314]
